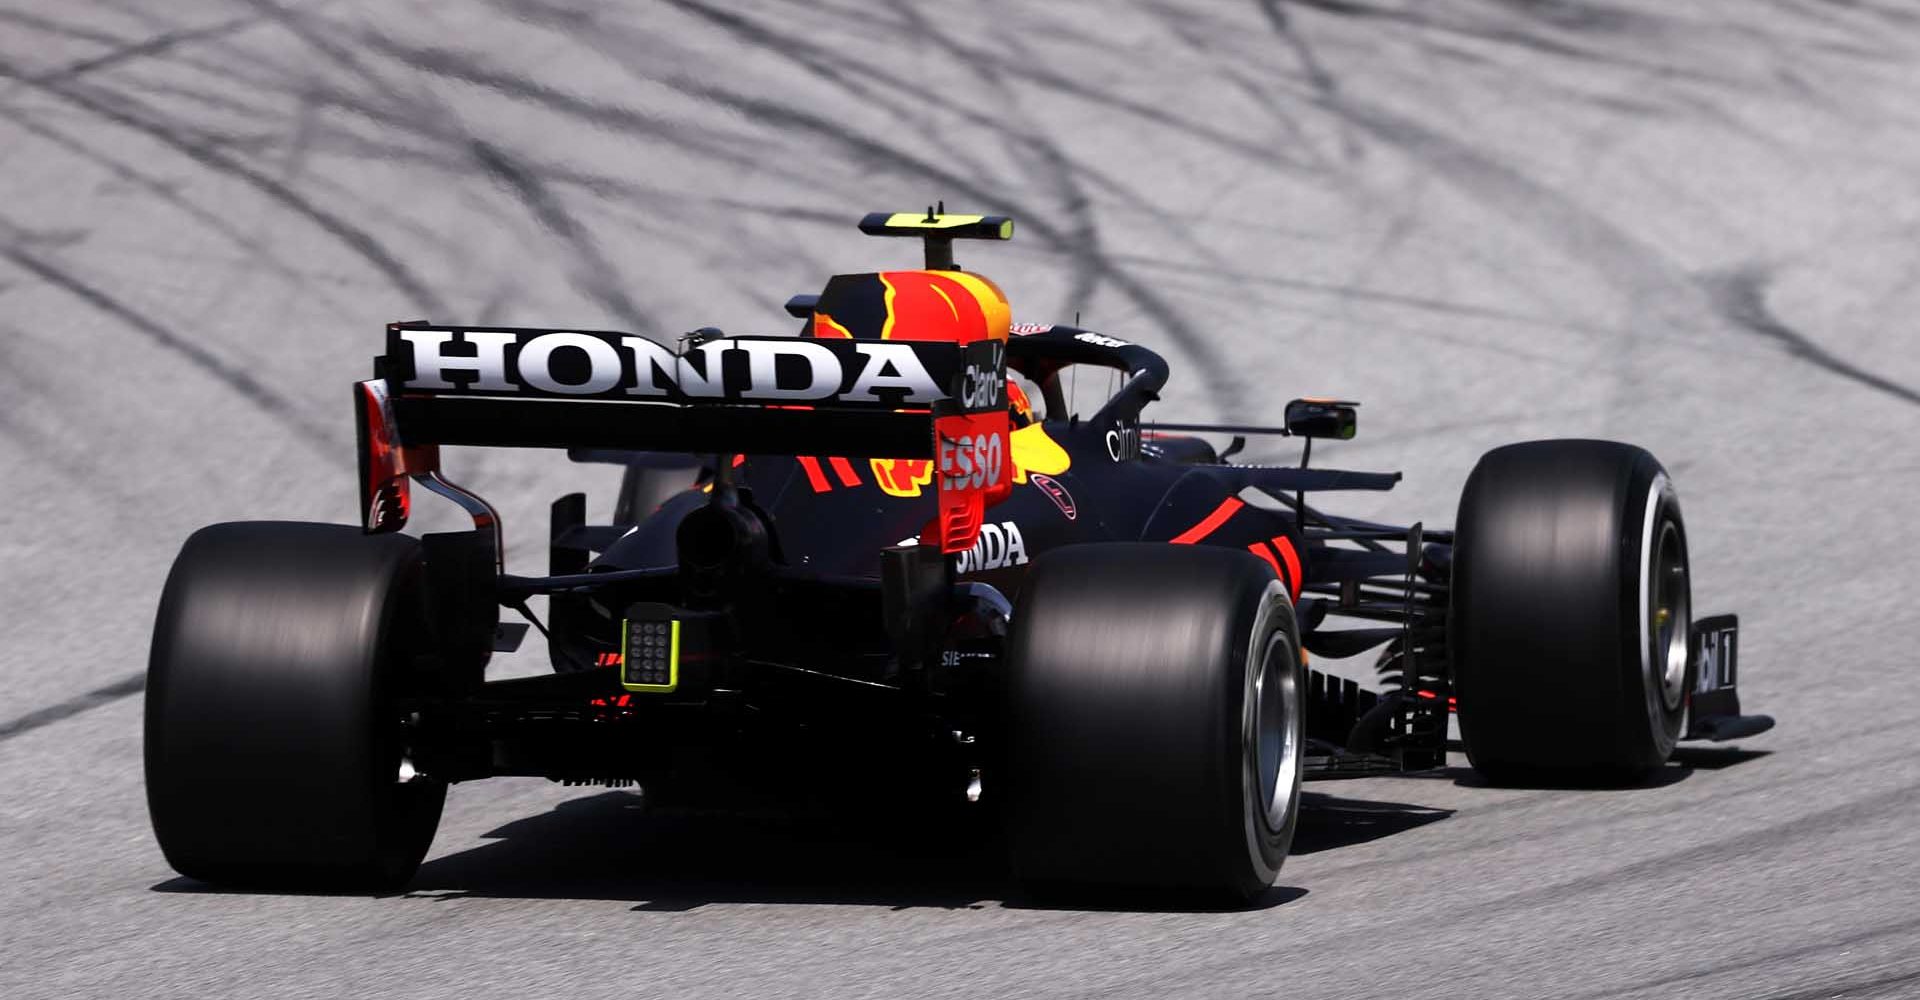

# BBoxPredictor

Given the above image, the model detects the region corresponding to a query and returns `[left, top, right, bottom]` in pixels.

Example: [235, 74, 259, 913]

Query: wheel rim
[1251, 631, 1300, 833]
[1650, 518, 1690, 712]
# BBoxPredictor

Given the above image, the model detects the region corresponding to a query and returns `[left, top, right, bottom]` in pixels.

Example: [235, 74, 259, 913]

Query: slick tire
[1003, 543, 1303, 901]
[1451, 440, 1694, 783]
[145, 522, 446, 890]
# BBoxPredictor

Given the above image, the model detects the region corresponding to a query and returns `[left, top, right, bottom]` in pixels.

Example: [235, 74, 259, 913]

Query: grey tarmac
[3, 2, 1917, 998]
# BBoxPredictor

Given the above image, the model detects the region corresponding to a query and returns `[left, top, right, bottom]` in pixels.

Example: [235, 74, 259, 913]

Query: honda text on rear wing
[357, 322, 1012, 558]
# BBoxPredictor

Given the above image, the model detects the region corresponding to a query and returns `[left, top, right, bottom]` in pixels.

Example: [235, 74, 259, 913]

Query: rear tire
[1003, 543, 1302, 900]
[145, 522, 446, 890]
[1451, 440, 1694, 783]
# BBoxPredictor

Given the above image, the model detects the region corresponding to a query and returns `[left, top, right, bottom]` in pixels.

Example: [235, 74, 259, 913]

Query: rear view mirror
[1284, 398, 1358, 440]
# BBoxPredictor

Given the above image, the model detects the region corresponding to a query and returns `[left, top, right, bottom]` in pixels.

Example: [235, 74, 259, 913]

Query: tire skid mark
[370, 29, 1241, 400]
[650, 0, 980, 131]
[1296, 91, 1725, 411]
[691, 80, 1228, 395]
[0, 333, 144, 508]
[940, 15, 1108, 326]
[1007, 140, 1104, 323]
[27, 15, 261, 85]
[0, 410, 140, 509]
[238, 9, 708, 334]
[1231, 13, 1723, 352]
[1705, 263, 1920, 408]
[0, 8, 126, 49]
[0, 103, 315, 291]
[348, 37, 800, 183]
[224, 0, 422, 101]
[359, 7, 1242, 397]
[1562, 911, 1920, 1000]
[1307, 710, 1920, 881]
[147, 6, 594, 257]
[0, 244, 340, 451]
[1105, 250, 1621, 336]
[1333, 102, 1691, 308]
[112, 60, 692, 214]
[892, 0, 1250, 309]
[656, 81, 1240, 401]
[1442, 772, 1920, 923]
[468, 139, 653, 336]
[1760, 965, 1920, 1000]
[491, 0, 1112, 269]
[1288, 0, 1721, 87]
[642, 0, 1047, 185]
[72, 82, 581, 259]
[479, 0, 1009, 302]
[961, 7, 1284, 350]
[1056, 772, 1920, 1000]
[824, 0, 1320, 171]
[1254, 0, 1341, 96]
[0, 59, 449, 317]
[0, 671, 143, 743]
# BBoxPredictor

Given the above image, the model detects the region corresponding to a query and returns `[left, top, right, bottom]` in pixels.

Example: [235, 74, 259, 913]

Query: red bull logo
[871, 458, 935, 497]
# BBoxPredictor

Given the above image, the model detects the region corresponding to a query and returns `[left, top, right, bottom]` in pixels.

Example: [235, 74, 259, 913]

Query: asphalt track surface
[4, 2, 1919, 997]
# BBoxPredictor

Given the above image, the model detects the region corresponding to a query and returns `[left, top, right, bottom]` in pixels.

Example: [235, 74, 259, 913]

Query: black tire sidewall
[1004, 543, 1301, 898]
[145, 522, 445, 888]
[1452, 441, 1695, 778]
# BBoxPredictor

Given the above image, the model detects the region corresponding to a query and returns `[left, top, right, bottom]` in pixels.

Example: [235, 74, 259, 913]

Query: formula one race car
[144, 209, 1772, 898]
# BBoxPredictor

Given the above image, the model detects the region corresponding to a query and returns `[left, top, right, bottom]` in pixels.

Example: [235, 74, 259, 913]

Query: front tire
[145, 522, 446, 890]
[1002, 543, 1303, 900]
[1451, 440, 1694, 782]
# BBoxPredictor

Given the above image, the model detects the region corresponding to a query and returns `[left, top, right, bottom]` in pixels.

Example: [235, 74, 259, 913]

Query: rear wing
[357, 324, 1010, 553]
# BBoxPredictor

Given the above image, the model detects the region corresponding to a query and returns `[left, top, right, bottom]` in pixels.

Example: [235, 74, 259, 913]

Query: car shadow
[151, 786, 1462, 912]
[1451, 764, 1697, 790]
[1392, 745, 1770, 790]
[405, 794, 1315, 914]
[410, 792, 1007, 911]
[1290, 791, 1454, 855]
[1670, 746, 1771, 770]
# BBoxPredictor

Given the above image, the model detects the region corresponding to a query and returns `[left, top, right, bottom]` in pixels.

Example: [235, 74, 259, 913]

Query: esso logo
[939, 430, 1005, 490]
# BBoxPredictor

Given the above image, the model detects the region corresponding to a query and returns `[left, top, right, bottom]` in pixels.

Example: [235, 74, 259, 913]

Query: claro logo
[958, 341, 1005, 410]
[955, 521, 1028, 573]
[394, 329, 945, 405]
